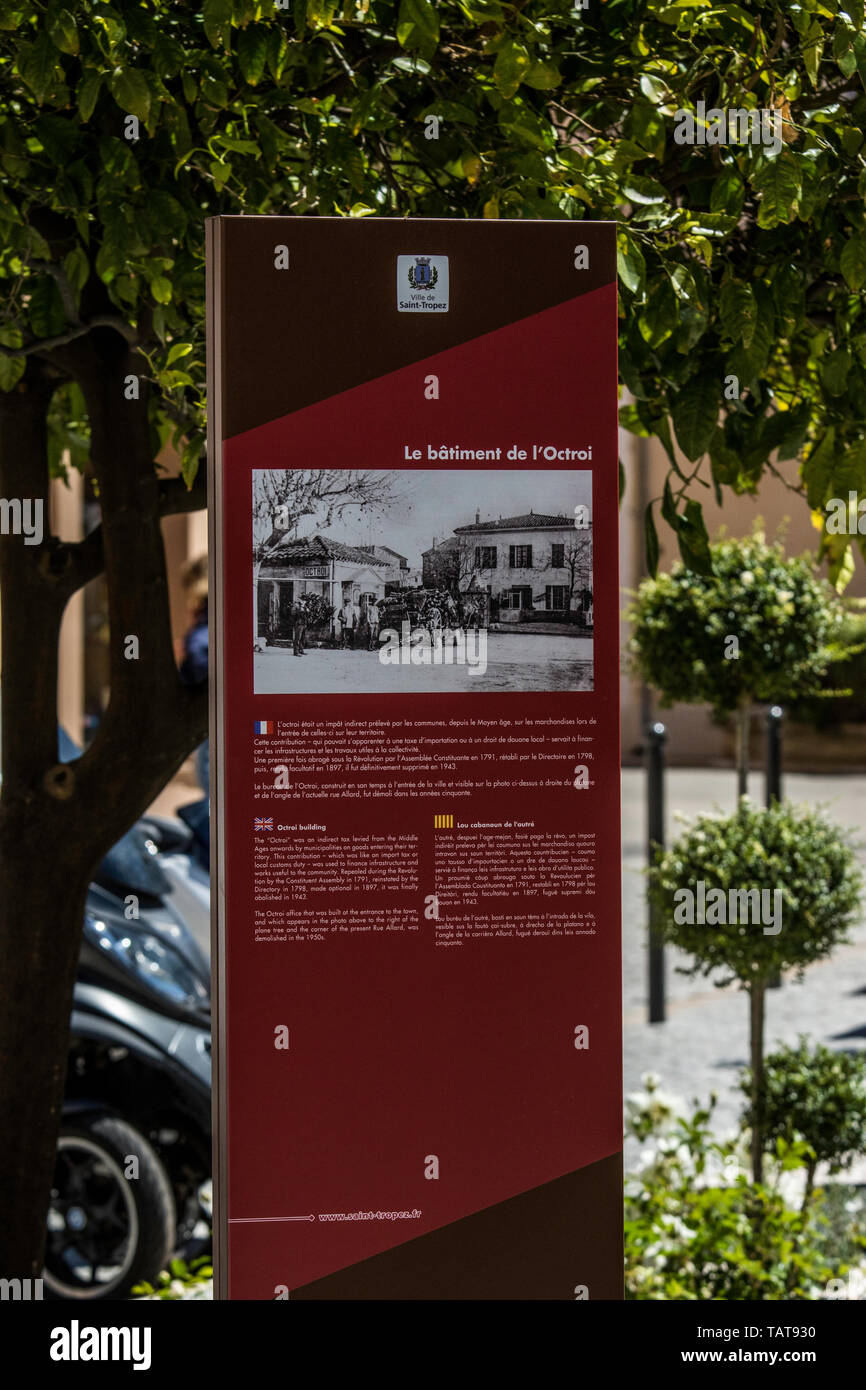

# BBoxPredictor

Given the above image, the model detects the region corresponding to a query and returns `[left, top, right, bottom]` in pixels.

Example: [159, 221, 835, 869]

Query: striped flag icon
[434, 813, 454, 829]
[254, 720, 274, 735]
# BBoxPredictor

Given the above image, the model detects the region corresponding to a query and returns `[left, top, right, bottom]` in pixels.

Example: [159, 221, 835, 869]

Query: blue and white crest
[396, 254, 449, 312]
[409, 256, 438, 290]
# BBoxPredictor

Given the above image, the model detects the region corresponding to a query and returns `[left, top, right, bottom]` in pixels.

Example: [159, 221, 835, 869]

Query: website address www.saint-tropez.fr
[682, 1351, 817, 1364]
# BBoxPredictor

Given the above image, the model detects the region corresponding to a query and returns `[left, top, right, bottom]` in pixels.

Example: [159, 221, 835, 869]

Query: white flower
[740, 570, 755, 585]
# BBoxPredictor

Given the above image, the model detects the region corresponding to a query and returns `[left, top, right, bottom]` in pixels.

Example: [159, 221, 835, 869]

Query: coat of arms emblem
[408, 256, 439, 290]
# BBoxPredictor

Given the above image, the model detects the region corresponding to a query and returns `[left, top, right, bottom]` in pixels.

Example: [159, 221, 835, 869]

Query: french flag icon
[253, 720, 273, 735]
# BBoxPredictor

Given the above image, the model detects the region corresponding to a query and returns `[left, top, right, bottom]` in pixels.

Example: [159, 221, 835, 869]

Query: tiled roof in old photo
[453, 512, 574, 534]
[263, 533, 392, 566]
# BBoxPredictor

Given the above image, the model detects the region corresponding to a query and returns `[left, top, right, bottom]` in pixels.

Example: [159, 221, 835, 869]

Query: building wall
[619, 428, 866, 766]
[465, 526, 586, 608]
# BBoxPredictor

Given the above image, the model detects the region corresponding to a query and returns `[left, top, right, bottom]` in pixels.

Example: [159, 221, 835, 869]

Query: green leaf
[639, 276, 678, 348]
[63, 245, 89, 296]
[770, 403, 811, 463]
[49, 8, 79, 55]
[616, 229, 646, 295]
[153, 35, 186, 80]
[672, 378, 718, 462]
[628, 102, 666, 159]
[181, 436, 203, 488]
[840, 236, 866, 292]
[165, 342, 193, 366]
[237, 26, 268, 85]
[28, 276, 67, 338]
[493, 41, 531, 99]
[109, 68, 151, 123]
[719, 281, 757, 348]
[203, 0, 232, 50]
[709, 428, 744, 487]
[639, 74, 670, 104]
[835, 26, 857, 79]
[18, 33, 59, 104]
[677, 499, 712, 575]
[0, 353, 26, 392]
[396, 0, 440, 54]
[669, 263, 698, 304]
[803, 428, 836, 510]
[622, 175, 668, 206]
[200, 72, 228, 108]
[77, 71, 103, 122]
[710, 166, 745, 216]
[821, 348, 852, 398]
[150, 276, 173, 305]
[661, 476, 679, 530]
[523, 60, 561, 91]
[644, 502, 660, 578]
[752, 152, 801, 229]
[801, 20, 824, 89]
[497, 103, 553, 150]
[307, 0, 339, 24]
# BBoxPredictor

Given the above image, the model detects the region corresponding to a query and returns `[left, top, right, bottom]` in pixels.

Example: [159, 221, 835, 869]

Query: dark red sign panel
[207, 217, 622, 1300]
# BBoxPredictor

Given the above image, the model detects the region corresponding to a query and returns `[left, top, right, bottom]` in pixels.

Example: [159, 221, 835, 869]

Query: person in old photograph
[252, 468, 594, 695]
[291, 594, 308, 657]
[339, 594, 359, 649]
[366, 597, 382, 651]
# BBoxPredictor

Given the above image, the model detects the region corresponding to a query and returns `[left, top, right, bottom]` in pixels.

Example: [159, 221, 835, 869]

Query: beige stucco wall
[619, 429, 866, 766]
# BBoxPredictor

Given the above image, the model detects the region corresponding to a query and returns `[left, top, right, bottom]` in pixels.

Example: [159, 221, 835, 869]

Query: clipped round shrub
[628, 531, 845, 717]
[741, 1039, 866, 1178]
[648, 798, 862, 985]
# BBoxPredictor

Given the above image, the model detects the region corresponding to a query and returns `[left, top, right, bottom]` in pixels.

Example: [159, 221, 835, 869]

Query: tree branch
[14, 315, 139, 359]
[46, 468, 208, 599]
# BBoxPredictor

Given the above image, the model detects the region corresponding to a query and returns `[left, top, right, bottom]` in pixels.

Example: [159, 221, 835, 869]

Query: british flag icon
[254, 817, 273, 831]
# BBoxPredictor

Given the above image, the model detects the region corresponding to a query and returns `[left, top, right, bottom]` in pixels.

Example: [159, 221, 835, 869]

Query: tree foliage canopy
[648, 798, 863, 985]
[1, 0, 866, 579]
[628, 531, 850, 715]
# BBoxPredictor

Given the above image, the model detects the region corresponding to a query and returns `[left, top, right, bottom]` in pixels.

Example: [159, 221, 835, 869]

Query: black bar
[647, 721, 666, 1024]
[765, 706, 783, 990]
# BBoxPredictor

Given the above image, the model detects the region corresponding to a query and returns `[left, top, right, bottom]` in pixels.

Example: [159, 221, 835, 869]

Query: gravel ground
[253, 632, 594, 693]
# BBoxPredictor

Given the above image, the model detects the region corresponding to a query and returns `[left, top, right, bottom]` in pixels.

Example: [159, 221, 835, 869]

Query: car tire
[44, 1113, 176, 1300]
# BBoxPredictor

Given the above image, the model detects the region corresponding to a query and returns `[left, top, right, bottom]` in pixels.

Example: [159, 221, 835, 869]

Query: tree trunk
[0, 831, 89, 1275]
[802, 1159, 817, 1212]
[736, 699, 751, 800]
[0, 349, 208, 1276]
[0, 369, 85, 1275]
[749, 980, 766, 1184]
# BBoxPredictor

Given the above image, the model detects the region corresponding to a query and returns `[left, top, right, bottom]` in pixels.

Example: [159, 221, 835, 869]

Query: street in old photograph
[252, 468, 594, 694]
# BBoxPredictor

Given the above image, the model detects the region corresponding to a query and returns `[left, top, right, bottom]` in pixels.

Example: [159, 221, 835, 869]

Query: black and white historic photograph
[252, 468, 593, 694]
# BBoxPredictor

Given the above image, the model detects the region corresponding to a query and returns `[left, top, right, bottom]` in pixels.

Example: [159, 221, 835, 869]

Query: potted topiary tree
[648, 799, 863, 1182]
[740, 1038, 866, 1207]
[628, 531, 849, 795]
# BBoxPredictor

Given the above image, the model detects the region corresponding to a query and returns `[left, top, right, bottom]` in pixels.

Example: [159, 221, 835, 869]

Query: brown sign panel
[208, 216, 623, 1300]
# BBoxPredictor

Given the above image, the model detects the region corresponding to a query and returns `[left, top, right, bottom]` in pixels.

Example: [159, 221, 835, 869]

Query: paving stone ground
[622, 767, 866, 1173]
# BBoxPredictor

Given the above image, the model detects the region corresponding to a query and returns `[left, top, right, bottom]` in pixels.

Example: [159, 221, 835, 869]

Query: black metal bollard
[647, 721, 667, 1024]
[766, 706, 783, 989]
[765, 705, 783, 806]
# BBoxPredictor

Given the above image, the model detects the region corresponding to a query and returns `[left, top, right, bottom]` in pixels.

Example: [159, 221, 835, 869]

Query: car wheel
[44, 1114, 176, 1300]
